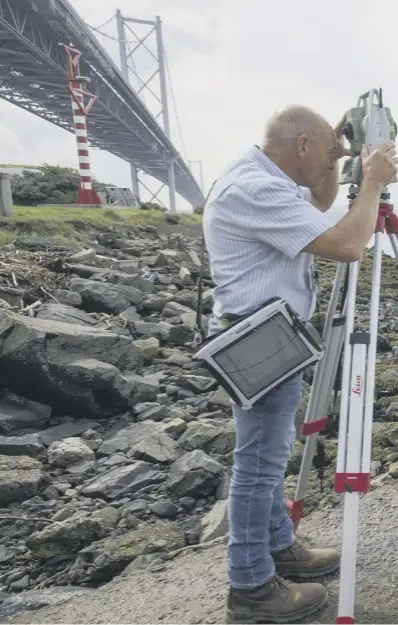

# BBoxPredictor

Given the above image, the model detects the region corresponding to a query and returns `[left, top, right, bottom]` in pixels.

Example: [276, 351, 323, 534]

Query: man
[203, 105, 397, 624]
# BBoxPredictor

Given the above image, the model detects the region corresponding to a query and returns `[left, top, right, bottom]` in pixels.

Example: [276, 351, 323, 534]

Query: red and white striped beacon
[60, 43, 101, 205]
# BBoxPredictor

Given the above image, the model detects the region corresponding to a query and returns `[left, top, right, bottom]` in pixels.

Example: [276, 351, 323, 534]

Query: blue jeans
[208, 315, 302, 589]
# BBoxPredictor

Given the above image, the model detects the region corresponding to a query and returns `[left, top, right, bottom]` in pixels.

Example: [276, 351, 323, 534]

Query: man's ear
[296, 134, 309, 158]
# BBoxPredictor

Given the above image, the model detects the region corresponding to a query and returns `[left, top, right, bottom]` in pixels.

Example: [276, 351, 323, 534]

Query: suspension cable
[163, 45, 187, 161]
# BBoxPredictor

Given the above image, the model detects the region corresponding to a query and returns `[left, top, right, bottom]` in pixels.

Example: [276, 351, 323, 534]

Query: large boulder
[68, 520, 185, 584]
[0, 392, 51, 435]
[38, 419, 100, 446]
[26, 517, 106, 557]
[91, 270, 154, 294]
[69, 277, 144, 314]
[80, 460, 164, 500]
[200, 500, 229, 543]
[47, 437, 95, 469]
[35, 303, 97, 326]
[166, 450, 224, 498]
[0, 311, 142, 417]
[0, 588, 90, 620]
[129, 431, 182, 464]
[0, 455, 43, 505]
[0, 433, 44, 457]
[97, 420, 165, 456]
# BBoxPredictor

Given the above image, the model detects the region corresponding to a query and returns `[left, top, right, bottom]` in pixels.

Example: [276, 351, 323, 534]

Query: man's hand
[362, 141, 398, 187]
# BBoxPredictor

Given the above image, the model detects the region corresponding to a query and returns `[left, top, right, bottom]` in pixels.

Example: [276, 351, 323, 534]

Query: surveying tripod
[286, 89, 398, 623]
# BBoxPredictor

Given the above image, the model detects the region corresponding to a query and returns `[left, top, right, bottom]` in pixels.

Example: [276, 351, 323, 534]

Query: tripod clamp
[349, 185, 398, 236]
[377, 200, 398, 234]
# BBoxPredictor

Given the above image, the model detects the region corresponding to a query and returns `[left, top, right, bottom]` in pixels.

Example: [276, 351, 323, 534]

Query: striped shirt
[203, 145, 338, 321]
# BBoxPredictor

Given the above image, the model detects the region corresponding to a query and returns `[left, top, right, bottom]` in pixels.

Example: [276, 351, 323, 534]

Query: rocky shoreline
[0, 223, 397, 618]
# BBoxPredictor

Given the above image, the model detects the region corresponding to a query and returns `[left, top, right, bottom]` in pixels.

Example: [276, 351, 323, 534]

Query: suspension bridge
[0, 0, 205, 210]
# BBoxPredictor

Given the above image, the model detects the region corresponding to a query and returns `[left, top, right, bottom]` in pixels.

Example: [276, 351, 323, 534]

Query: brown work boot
[273, 540, 340, 578]
[225, 575, 328, 624]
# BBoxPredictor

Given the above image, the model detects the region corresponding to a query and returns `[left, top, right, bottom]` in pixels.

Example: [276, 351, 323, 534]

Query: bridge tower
[115, 11, 176, 212]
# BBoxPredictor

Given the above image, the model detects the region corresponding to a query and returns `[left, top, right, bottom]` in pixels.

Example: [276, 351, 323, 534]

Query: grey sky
[1, 0, 398, 229]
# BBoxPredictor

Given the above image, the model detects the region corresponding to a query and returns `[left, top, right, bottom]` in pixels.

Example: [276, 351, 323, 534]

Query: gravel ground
[6, 482, 398, 624]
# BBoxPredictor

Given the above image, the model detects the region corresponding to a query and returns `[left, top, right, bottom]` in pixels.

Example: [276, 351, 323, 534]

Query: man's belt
[218, 312, 242, 322]
[214, 311, 243, 328]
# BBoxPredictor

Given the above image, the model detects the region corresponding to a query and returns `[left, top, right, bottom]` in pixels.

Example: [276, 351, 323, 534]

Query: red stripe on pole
[78, 150, 89, 157]
[77, 137, 88, 143]
[80, 176, 92, 182]
[75, 123, 86, 130]
[79, 163, 90, 170]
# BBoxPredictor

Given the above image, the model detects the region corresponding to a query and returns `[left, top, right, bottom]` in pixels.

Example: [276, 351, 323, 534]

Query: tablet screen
[212, 312, 312, 399]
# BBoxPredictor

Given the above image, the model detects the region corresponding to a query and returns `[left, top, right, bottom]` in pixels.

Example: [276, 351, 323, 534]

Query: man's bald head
[261, 105, 333, 149]
[260, 105, 338, 188]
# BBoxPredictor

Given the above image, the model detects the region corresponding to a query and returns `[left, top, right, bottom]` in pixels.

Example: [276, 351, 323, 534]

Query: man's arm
[303, 177, 382, 261]
[244, 142, 396, 264]
[304, 143, 398, 262]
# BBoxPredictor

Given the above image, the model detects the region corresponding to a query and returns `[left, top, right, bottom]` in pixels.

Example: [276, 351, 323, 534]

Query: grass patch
[0, 206, 202, 248]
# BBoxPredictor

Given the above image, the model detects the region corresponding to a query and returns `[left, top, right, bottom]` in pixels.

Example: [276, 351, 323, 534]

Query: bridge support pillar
[0, 174, 13, 216]
[130, 164, 140, 208]
[168, 159, 176, 213]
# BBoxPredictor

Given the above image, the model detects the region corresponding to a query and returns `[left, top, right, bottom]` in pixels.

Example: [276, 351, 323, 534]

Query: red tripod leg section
[287, 416, 328, 530]
[385, 208, 398, 235]
[301, 416, 327, 436]
[286, 499, 304, 530]
[376, 202, 393, 233]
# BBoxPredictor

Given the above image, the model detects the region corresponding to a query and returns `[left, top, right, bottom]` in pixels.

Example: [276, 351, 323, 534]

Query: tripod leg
[334, 259, 362, 624]
[287, 262, 345, 528]
[335, 234, 382, 623]
[388, 231, 398, 261]
[362, 233, 382, 473]
[335, 259, 358, 465]
[336, 336, 367, 625]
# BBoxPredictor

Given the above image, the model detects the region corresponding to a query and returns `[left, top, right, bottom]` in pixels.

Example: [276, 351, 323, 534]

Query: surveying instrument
[287, 88, 398, 623]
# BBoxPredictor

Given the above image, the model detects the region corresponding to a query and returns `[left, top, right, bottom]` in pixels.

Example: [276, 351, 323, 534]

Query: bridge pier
[168, 159, 176, 213]
[0, 174, 13, 217]
[130, 164, 140, 208]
